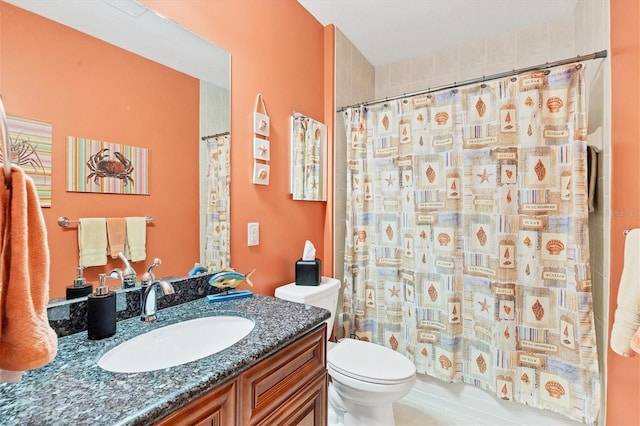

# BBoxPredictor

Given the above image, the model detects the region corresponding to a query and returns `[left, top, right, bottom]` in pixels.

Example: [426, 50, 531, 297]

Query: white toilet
[275, 277, 416, 426]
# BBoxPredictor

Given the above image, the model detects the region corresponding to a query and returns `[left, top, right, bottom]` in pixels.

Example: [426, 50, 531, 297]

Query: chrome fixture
[106, 269, 124, 288]
[140, 279, 175, 322]
[57, 215, 154, 228]
[117, 252, 137, 288]
[140, 258, 161, 286]
[139, 258, 173, 322]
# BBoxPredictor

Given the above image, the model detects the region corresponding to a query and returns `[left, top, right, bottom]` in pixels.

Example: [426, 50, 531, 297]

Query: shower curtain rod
[336, 49, 608, 112]
[201, 131, 230, 141]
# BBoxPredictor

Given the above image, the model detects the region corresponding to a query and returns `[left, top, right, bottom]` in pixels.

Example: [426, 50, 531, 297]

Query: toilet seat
[327, 338, 416, 385]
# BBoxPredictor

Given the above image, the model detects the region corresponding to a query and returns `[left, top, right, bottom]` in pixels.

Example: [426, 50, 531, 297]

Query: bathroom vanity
[0, 295, 329, 425]
[158, 325, 326, 425]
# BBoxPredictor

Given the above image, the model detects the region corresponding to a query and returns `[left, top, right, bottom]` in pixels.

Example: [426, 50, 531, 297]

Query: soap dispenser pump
[65, 266, 93, 300]
[87, 273, 116, 340]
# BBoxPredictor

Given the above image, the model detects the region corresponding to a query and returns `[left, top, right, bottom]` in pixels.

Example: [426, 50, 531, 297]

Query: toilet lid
[327, 338, 416, 385]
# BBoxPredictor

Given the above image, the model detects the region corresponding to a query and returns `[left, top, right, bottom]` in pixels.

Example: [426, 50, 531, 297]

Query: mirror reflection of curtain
[204, 134, 230, 271]
[291, 115, 325, 201]
[339, 64, 600, 423]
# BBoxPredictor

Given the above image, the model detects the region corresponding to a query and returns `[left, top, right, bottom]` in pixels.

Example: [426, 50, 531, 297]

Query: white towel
[611, 228, 640, 356]
[78, 218, 107, 267]
[587, 146, 598, 213]
[124, 217, 146, 262]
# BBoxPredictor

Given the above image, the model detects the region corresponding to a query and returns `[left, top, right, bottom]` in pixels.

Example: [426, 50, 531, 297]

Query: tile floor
[393, 400, 442, 425]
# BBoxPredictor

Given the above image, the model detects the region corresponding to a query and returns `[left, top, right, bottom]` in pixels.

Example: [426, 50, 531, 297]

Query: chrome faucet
[140, 279, 175, 322]
[117, 252, 137, 288]
[140, 258, 162, 286]
[106, 269, 124, 288]
[139, 258, 174, 322]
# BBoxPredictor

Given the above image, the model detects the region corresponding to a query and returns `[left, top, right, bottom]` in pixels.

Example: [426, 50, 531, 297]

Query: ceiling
[6, 0, 579, 86]
[4, 0, 230, 89]
[298, 0, 579, 67]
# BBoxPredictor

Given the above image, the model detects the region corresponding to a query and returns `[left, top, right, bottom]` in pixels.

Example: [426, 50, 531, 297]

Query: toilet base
[344, 403, 394, 425]
[328, 401, 395, 426]
[328, 382, 396, 426]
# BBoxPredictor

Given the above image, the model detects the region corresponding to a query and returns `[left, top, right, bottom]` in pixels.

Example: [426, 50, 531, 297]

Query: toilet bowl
[327, 338, 416, 425]
[275, 277, 417, 425]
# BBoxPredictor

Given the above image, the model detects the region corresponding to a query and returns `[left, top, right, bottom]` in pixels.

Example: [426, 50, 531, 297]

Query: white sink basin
[97, 315, 255, 373]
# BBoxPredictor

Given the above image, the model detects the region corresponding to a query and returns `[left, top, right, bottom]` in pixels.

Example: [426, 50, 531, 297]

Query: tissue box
[295, 258, 321, 286]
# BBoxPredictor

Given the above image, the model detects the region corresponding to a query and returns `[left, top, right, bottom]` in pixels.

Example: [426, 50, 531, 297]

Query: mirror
[1, 0, 230, 301]
[290, 113, 327, 201]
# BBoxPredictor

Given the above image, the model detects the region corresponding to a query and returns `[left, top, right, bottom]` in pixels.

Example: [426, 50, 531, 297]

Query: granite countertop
[0, 294, 329, 426]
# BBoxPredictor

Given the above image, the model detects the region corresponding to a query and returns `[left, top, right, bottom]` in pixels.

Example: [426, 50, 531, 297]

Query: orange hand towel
[0, 166, 58, 378]
[106, 217, 126, 259]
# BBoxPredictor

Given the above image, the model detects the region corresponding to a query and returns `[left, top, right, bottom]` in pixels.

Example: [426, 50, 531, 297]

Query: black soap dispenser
[87, 273, 116, 340]
[65, 266, 93, 300]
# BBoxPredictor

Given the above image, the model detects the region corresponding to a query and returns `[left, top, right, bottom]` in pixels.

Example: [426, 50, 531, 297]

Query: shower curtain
[203, 134, 231, 271]
[340, 64, 600, 424]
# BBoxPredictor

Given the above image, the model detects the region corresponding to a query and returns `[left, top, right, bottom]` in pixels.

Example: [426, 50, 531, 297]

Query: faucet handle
[146, 258, 162, 274]
[142, 258, 162, 286]
[106, 269, 125, 288]
[140, 272, 153, 287]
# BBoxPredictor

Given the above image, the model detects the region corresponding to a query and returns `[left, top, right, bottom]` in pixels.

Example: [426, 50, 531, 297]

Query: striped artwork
[66, 136, 149, 195]
[6, 115, 53, 207]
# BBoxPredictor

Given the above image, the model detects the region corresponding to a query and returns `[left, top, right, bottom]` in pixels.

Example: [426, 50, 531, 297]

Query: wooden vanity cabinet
[156, 380, 237, 426]
[156, 324, 327, 426]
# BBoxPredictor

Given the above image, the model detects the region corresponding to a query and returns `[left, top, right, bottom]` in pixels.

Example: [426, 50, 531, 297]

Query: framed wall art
[6, 115, 53, 206]
[66, 136, 149, 195]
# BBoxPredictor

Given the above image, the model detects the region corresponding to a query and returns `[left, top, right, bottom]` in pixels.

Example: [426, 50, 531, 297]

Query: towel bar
[57, 216, 153, 228]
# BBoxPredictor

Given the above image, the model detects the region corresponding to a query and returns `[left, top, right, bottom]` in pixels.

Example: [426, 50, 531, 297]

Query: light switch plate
[248, 222, 259, 246]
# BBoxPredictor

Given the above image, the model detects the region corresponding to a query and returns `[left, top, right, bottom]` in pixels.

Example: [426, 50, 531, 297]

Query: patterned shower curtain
[203, 134, 231, 271]
[339, 64, 600, 424]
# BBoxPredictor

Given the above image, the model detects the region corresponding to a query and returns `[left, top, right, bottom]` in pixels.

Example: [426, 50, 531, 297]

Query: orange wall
[0, 0, 329, 299]
[142, 1, 329, 297]
[608, 0, 640, 424]
[0, 4, 201, 298]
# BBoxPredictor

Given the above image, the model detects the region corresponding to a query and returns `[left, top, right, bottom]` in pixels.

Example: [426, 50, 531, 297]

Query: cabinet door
[258, 372, 327, 426]
[238, 325, 326, 425]
[155, 380, 236, 426]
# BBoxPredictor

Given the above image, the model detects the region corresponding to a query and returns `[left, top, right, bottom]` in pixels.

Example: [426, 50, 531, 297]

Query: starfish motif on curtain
[385, 174, 395, 187]
[477, 168, 492, 183]
[389, 286, 401, 298]
[478, 298, 491, 313]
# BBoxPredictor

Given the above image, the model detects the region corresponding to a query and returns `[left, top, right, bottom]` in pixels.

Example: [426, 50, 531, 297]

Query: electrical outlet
[248, 222, 259, 246]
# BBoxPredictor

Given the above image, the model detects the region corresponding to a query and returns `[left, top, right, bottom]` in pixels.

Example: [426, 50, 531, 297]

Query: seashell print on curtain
[340, 64, 600, 424]
[204, 134, 231, 271]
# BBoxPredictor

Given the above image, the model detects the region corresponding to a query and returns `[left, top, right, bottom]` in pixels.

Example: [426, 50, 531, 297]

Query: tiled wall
[333, 0, 610, 423]
[333, 28, 375, 284]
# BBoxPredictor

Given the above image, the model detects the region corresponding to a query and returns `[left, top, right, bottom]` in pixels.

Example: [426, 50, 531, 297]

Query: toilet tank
[275, 277, 341, 334]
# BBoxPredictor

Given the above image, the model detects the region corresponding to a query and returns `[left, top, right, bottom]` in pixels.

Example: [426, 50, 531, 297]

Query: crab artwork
[86, 148, 134, 187]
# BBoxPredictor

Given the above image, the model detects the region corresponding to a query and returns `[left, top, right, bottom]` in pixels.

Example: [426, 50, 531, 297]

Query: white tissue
[302, 240, 316, 260]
